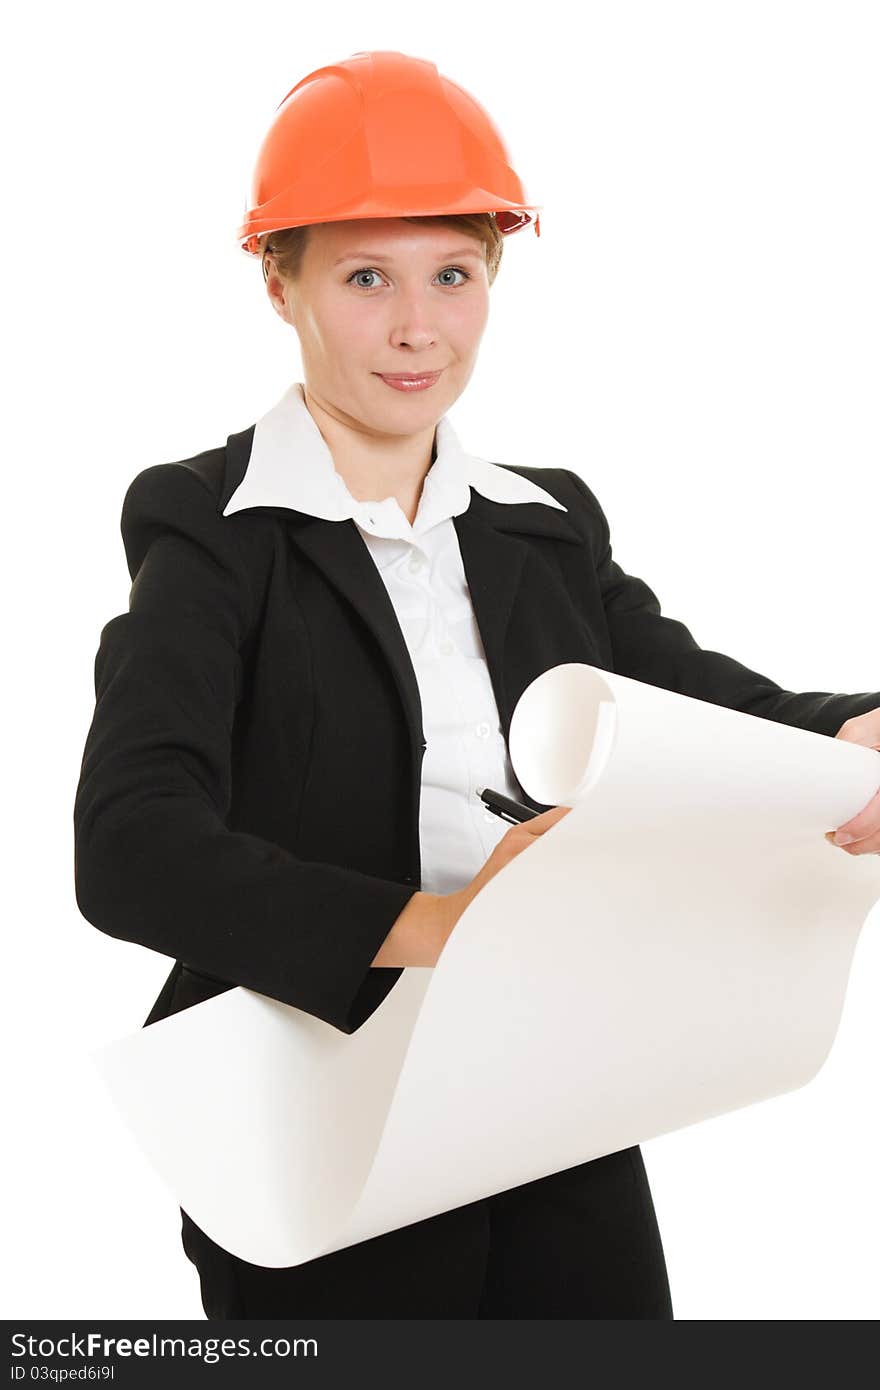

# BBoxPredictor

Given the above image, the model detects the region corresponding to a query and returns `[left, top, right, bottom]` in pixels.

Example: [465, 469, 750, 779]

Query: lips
[377, 371, 442, 381]
[376, 370, 443, 392]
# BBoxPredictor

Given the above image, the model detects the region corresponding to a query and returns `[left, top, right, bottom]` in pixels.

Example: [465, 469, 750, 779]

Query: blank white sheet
[93, 663, 880, 1266]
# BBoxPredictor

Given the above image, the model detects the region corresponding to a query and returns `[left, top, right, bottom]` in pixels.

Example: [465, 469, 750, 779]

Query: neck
[302, 383, 437, 523]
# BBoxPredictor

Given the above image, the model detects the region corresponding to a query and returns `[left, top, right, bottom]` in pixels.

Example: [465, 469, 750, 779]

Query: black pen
[476, 786, 541, 825]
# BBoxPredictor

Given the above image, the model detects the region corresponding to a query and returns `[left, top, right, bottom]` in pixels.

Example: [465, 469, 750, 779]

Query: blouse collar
[221, 381, 567, 543]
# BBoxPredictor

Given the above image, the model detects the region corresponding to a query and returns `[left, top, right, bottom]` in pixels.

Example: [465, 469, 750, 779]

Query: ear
[264, 260, 290, 322]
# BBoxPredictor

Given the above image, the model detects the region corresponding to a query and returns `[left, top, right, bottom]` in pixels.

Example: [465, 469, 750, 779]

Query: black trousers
[180, 1144, 673, 1319]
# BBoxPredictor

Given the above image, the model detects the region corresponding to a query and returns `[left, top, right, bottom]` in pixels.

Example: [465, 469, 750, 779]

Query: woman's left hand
[825, 709, 880, 854]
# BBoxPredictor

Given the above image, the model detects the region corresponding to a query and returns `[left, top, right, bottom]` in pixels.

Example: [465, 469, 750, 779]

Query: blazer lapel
[292, 517, 427, 752]
[451, 492, 587, 742]
[221, 423, 592, 766]
[223, 423, 426, 752]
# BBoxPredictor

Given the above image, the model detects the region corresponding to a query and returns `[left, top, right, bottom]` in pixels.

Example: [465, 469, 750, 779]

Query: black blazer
[73, 423, 879, 1036]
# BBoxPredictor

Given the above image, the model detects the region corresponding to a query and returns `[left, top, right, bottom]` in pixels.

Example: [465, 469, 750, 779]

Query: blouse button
[408, 554, 424, 573]
[475, 721, 491, 739]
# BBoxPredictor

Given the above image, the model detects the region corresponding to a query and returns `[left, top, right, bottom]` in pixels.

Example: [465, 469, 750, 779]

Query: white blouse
[223, 382, 570, 895]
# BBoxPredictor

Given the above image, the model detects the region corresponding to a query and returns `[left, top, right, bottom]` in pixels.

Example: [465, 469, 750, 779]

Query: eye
[437, 266, 470, 287]
[346, 266, 472, 290]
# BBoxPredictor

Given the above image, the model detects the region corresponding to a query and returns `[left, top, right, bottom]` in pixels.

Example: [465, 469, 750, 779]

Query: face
[265, 218, 491, 437]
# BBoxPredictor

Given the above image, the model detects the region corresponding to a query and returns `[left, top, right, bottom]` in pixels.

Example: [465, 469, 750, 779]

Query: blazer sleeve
[564, 468, 879, 736]
[73, 462, 414, 1035]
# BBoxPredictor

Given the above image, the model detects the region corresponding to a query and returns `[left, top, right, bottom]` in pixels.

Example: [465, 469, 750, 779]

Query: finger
[826, 784, 880, 845]
[823, 828, 878, 850]
[522, 804, 570, 835]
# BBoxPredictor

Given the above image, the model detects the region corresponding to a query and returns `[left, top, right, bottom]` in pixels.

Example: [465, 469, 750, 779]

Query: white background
[3, 0, 878, 1320]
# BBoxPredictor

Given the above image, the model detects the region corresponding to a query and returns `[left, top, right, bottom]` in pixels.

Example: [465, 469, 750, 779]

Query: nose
[389, 292, 439, 351]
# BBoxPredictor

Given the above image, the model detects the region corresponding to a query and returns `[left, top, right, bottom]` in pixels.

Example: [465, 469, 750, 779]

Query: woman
[73, 50, 879, 1320]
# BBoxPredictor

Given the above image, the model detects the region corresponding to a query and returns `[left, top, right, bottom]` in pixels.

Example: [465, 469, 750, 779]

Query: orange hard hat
[237, 49, 541, 255]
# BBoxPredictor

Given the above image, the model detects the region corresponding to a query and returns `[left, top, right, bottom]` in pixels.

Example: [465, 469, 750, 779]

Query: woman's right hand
[372, 805, 572, 970]
[434, 804, 572, 962]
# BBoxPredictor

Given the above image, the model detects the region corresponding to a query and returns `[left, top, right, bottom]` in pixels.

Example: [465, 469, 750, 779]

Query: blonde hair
[260, 212, 505, 288]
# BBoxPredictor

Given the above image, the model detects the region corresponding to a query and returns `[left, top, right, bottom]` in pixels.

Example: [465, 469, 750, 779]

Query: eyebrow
[332, 246, 484, 266]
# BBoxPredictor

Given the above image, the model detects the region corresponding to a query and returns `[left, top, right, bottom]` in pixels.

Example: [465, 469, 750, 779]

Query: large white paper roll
[93, 664, 880, 1267]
